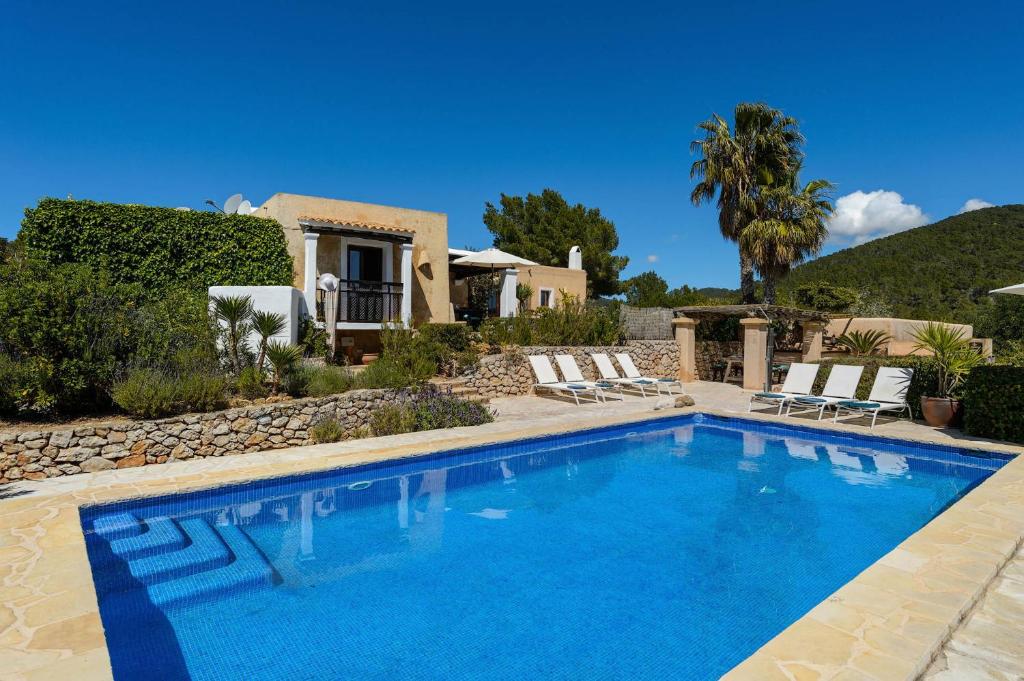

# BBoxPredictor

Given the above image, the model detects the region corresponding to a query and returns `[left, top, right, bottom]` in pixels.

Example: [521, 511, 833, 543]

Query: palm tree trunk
[739, 251, 756, 304]
[763, 275, 777, 305]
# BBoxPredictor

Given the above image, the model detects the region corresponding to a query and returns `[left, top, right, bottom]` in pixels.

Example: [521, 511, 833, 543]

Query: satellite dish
[236, 199, 252, 215]
[223, 194, 243, 215]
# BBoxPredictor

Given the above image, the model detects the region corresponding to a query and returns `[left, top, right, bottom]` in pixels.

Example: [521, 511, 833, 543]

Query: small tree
[211, 295, 253, 374]
[251, 310, 287, 372]
[265, 341, 304, 393]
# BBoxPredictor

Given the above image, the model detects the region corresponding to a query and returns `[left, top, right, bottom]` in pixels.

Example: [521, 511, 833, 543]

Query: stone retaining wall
[465, 340, 679, 398]
[696, 340, 742, 380]
[0, 389, 395, 484]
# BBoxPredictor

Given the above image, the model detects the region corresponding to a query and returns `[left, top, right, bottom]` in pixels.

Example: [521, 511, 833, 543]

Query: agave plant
[265, 341, 304, 393]
[835, 329, 892, 356]
[911, 322, 983, 398]
[251, 310, 287, 372]
[211, 295, 253, 374]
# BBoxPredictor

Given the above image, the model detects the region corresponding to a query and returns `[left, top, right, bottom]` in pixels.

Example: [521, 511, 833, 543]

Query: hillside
[779, 205, 1024, 322]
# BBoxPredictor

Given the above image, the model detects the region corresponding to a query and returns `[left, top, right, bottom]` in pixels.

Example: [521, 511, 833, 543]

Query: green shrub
[963, 365, 1024, 443]
[479, 296, 622, 347]
[808, 356, 940, 419]
[175, 373, 229, 413]
[111, 369, 179, 418]
[298, 315, 330, 361]
[305, 365, 354, 397]
[236, 366, 269, 399]
[282, 364, 311, 398]
[111, 368, 228, 418]
[310, 417, 345, 443]
[0, 355, 36, 417]
[370, 404, 417, 436]
[19, 198, 292, 298]
[356, 325, 437, 389]
[417, 323, 478, 376]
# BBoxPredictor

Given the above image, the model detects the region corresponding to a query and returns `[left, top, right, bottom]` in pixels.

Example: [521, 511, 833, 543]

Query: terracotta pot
[920, 396, 962, 428]
[361, 353, 379, 365]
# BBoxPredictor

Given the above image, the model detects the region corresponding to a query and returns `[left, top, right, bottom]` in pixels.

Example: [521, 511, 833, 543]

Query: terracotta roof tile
[297, 215, 416, 234]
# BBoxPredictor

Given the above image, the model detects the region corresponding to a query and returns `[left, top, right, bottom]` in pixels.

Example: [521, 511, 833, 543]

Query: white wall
[208, 286, 303, 348]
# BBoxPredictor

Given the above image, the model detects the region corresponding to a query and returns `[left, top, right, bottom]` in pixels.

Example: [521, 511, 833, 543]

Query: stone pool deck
[1, 381, 1022, 680]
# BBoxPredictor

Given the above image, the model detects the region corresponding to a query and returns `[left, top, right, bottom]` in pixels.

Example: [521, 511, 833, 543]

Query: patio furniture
[590, 353, 655, 396]
[723, 355, 744, 384]
[710, 360, 727, 383]
[748, 362, 820, 415]
[613, 353, 685, 396]
[528, 355, 606, 405]
[785, 365, 865, 420]
[832, 367, 914, 428]
[555, 355, 623, 399]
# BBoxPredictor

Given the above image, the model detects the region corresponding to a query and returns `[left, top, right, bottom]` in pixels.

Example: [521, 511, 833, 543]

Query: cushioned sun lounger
[748, 362, 819, 415]
[832, 367, 914, 428]
[528, 355, 605, 405]
[785, 364, 864, 420]
[590, 353, 657, 397]
[554, 355, 622, 399]
[613, 353, 684, 396]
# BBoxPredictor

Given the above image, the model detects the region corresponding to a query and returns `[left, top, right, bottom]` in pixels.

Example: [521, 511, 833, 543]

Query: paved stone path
[923, 544, 1024, 681]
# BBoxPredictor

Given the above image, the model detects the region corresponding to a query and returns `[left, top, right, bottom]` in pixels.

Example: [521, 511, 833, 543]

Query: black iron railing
[316, 280, 403, 324]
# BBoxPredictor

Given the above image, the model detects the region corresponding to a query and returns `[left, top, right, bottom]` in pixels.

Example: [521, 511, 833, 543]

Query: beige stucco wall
[256, 193, 451, 324]
[517, 265, 587, 309]
[827, 317, 974, 356]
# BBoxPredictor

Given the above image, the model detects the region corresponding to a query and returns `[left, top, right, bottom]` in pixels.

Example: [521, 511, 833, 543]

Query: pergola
[670, 305, 830, 391]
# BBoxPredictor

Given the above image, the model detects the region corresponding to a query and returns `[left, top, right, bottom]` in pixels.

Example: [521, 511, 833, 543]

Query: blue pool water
[81, 414, 1011, 680]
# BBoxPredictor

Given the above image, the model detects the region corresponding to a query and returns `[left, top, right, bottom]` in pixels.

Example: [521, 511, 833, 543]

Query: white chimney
[568, 246, 582, 270]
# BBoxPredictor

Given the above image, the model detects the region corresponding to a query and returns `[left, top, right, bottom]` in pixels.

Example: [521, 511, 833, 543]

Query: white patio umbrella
[451, 247, 537, 268]
[990, 283, 1024, 296]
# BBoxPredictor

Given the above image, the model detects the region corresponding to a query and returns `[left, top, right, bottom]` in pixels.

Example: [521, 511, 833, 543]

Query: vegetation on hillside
[621, 271, 710, 308]
[483, 189, 629, 297]
[779, 205, 1024, 322]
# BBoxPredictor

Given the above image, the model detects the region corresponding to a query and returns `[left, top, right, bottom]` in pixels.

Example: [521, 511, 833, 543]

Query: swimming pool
[81, 413, 1011, 680]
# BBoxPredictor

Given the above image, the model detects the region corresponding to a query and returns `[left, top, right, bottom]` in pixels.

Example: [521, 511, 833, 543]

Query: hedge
[963, 365, 1024, 443]
[19, 198, 293, 297]
[808, 355, 940, 419]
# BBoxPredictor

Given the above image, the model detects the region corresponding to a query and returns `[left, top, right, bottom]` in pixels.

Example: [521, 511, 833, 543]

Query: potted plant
[911, 322, 983, 427]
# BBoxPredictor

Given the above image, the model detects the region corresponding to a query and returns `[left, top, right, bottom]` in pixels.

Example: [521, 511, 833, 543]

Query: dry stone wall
[466, 340, 679, 398]
[0, 389, 395, 484]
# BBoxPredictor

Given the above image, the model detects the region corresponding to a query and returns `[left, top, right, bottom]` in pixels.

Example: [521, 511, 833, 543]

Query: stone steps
[429, 377, 490, 404]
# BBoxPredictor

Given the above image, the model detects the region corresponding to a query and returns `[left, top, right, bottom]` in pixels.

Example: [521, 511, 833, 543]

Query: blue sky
[2, 1, 1022, 288]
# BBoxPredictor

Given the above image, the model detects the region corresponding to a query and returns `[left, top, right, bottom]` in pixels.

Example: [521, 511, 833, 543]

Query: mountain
[779, 205, 1024, 322]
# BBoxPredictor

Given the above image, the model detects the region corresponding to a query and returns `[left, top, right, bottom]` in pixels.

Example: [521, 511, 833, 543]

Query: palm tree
[211, 295, 253, 374]
[739, 175, 834, 304]
[251, 310, 287, 372]
[265, 341, 304, 394]
[690, 102, 803, 303]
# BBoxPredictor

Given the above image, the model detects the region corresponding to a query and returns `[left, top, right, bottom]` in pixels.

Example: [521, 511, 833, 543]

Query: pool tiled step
[146, 524, 276, 608]
[91, 512, 278, 609]
[109, 516, 187, 560]
[128, 518, 233, 586]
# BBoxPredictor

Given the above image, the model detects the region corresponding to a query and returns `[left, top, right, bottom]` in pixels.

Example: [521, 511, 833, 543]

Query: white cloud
[828, 190, 929, 245]
[958, 198, 995, 214]
[646, 254, 658, 263]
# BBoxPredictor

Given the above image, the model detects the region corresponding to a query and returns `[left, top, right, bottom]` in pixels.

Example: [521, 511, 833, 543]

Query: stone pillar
[672, 317, 698, 382]
[400, 243, 414, 327]
[302, 232, 319, 318]
[740, 318, 769, 391]
[800, 321, 825, 362]
[499, 268, 519, 318]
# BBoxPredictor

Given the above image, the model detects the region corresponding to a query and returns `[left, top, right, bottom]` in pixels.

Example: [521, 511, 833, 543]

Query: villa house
[251, 193, 586, 356]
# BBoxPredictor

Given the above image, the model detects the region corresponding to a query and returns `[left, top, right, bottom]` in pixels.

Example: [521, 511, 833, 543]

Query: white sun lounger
[590, 353, 657, 397]
[785, 365, 864, 420]
[554, 355, 622, 399]
[613, 353, 684, 396]
[832, 367, 914, 428]
[748, 362, 819, 415]
[528, 355, 605, 405]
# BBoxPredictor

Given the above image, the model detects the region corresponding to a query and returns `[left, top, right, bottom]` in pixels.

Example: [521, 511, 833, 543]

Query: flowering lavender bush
[369, 386, 494, 436]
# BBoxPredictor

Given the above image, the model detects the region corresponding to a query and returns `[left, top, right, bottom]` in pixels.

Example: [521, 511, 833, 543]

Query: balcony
[316, 280, 403, 328]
